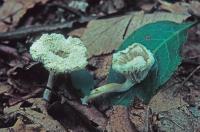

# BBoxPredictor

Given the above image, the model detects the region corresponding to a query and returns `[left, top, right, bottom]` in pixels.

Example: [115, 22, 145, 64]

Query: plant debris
[0, 0, 200, 131]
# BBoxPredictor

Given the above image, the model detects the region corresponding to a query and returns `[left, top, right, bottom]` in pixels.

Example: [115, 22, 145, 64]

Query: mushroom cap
[112, 43, 155, 83]
[30, 33, 88, 74]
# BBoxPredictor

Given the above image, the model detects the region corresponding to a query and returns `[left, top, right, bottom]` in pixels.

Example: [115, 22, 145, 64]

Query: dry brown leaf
[81, 11, 190, 58]
[158, 0, 200, 17]
[68, 27, 86, 38]
[82, 14, 132, 58]
[158, 0, 190, 15]
[1, 118, 46, 132]
[106, 106, 136, 132]
[129, 99, 149, 132]
[156, 106, 200, 132]
[189, 1, 200, 17]
[149, 81, 187, 113]
[88, 54, 112, 85]
[66, 99, 107, 130]
[0, 0, 48, 32]
[0, 84, 11, 94]
[140, 3, 155, 12]
[4, 98, 66, 131]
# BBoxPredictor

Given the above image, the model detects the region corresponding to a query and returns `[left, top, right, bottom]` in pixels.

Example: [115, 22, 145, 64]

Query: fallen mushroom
[30, 33, 88, 101]
[81, 43, 155, 104]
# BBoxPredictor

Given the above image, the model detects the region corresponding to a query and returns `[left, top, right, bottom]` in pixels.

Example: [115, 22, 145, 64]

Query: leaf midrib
[152, 24, 190, 55]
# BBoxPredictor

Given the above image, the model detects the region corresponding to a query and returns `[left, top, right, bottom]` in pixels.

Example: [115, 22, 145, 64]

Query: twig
[159, 117, 185, 130]
[0, 22, 71, 40]
[0, 16, 95, 41]
[8, 87, 43, 106]
[182, 65, 200, 86]
[0, 45, 19, 58]
[182, 56, 200, 65]
[173, 65, 200, 96]
[182, 59, 200, 65]
[48, 2, 83, 17]
[183, 55, 200, 60]
[65, 99, 107, 130]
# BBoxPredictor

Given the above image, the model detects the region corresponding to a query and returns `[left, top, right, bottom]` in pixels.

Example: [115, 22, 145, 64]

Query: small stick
[43, 71, 55, 101]
[174, 65, 200, 96]
[182, 65, 200, 86]
[0, 16, 96, 41]
[159, 117, 184, 130]
[48, 3, 83, 17]
[0, 22, 74, 40]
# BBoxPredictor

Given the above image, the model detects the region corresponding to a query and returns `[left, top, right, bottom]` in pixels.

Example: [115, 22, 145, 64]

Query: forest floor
[0, 0, 200, 131]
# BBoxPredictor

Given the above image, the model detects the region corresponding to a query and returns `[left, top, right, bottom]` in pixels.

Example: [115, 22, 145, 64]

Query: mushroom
[81, 43, 155, 104]
[30, 33, 87, 101]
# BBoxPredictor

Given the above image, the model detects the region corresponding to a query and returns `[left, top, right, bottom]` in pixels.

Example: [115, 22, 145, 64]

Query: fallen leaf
[129, 99, 148, 132]
[158, 0, 200, 18]
[140, 3, 155, 12]
[112, 0, 125, 10]
[65, 99, 107, 130]
[1, 117, 46, 132]
[7, 87, 43, 106]
[0, 45, 19, 58]
[68, 27, 86, 38]
[82, 13, 132, 58]
[100, 0, 117, 14]
[68, 0, 88, 12]
[189, 1, 200, 17]
[158, 0, 190, 15]
[149, 81, 187, 113]
[106, 106, 136, 132]
[156, 106, 200, 132]
[0, 0, 49, 32]
[81, 11, 190, 58]
[0, 84, 11, 94]
[6, 64, 47, 106]
[89, 54, 113, 85]
[4, 98, 66, 131]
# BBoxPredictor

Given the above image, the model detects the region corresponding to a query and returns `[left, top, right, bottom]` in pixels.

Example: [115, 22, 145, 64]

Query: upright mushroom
[30, 33, 88, 101]
[82, 43, 155, 104]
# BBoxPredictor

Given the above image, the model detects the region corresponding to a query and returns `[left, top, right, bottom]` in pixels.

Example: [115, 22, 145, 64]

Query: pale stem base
[43, 71, 55, 101]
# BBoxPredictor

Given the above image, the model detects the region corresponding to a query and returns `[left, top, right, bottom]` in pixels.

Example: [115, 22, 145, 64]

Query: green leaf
[70, 70, 94, 96]
[107, 21, 194, 106]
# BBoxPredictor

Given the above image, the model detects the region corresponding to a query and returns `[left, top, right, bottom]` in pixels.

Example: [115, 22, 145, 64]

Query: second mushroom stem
[43, 71, 55, 102]
[81, 79, 134, 104]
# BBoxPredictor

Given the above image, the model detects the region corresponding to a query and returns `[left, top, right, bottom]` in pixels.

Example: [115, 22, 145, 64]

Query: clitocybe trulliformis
[82, 43, 155, 104]
[30, 33, 88, 101]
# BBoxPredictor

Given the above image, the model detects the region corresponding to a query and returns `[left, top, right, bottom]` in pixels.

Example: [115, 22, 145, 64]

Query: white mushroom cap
[112, 43, 155, 83]
[30, 33, 88, 74]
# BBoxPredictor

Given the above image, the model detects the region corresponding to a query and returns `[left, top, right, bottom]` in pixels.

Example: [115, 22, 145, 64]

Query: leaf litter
[0, 0, 49, 32]
[0, 0, 200, 131]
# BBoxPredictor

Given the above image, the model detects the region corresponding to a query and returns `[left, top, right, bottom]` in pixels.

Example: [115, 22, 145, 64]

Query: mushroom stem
[81, 79, 134, 104]
[43, 71, 55, 101]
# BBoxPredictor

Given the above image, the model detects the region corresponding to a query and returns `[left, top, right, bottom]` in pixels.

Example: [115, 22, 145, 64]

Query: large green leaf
[107, 21, 194, 106]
